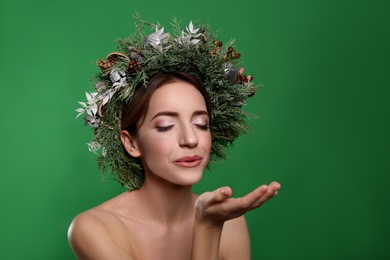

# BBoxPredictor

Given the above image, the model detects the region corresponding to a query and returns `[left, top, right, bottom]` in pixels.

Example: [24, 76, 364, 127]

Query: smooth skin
[68, 81, 281, 260]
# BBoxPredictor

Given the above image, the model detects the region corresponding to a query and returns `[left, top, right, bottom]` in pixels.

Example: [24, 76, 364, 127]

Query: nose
[179, 124, 198, 148]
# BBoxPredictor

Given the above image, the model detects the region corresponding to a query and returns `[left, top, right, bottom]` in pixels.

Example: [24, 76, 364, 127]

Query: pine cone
[128, 60, 142, 74]
[97, 60, 114, 72]
[97, 52, 129, 72]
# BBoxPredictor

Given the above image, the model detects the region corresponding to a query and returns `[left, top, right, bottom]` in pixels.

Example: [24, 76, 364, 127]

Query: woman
[69, 17, 281, 259]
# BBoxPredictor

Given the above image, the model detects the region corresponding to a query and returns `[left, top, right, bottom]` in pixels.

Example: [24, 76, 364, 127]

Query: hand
[194, 182, 281, 226]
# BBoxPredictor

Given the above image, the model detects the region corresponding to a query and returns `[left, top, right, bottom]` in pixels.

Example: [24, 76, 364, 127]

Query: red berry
[240, 75, 247, 81]
[218, 41, 223, 47]
[228, 46, 233, 53]
[236, 53, 241, 59]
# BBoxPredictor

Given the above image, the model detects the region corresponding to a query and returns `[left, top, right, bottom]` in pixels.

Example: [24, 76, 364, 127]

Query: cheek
[202, 132, 212, 152]
[138, 132, 174, 157]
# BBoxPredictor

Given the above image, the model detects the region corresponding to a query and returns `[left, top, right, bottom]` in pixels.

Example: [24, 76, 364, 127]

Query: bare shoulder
[68, 207, 133, 260]
[219, 215, 251, 260]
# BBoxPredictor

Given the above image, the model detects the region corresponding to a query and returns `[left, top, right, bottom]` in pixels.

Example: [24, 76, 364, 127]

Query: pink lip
[174, 155, 203, 168]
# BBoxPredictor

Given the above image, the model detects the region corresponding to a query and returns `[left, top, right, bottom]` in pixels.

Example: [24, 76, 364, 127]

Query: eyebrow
[151, 110, 209, 121]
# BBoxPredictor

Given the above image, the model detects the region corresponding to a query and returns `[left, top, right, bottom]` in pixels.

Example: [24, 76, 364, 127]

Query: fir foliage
[77, 16, 259, 190]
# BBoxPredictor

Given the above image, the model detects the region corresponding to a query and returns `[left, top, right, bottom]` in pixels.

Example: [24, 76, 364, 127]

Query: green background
[1, 0, 389, 259]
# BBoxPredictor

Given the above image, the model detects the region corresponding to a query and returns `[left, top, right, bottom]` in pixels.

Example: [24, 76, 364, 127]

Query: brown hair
[121, 71, 212, 138]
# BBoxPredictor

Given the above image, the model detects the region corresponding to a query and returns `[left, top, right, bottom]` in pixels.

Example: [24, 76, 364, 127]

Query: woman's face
[133, 80, 212, 186]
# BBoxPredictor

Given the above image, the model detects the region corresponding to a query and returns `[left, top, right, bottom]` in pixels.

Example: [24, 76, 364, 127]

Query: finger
[200, 186, 232, 209]
[239, 185, 269, 209]
[253, 182, 281, 197]
[199, 185, 269, 218]
[270, 181, 281, 190]
[233, 182, 280, 211]
[268, 181, 281, 196]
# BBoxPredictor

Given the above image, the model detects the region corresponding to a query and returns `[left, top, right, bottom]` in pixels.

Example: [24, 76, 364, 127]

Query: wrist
[194, 216, 224, 230]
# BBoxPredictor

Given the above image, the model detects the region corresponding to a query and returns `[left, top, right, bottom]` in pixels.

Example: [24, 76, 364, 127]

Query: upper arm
[68, 211, 133, 260]
[219, 215, 251, 260]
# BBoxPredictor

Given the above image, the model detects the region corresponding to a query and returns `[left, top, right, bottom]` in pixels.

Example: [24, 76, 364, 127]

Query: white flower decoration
[176, 21, 202, 46]
[95, 81, 107, 92]
[87, 141, 101, 154]
[76, 92, 98, 118]
[76, 71, 127, 121]
[145, 26, 170, 52]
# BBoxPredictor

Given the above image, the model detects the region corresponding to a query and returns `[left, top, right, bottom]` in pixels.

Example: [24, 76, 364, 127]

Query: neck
[131, 176, 196, 225]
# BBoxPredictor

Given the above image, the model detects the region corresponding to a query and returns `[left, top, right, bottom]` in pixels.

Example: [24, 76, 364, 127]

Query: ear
[120, 130, 141, 158]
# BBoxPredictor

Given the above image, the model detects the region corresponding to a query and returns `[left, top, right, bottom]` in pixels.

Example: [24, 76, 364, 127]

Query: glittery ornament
[223, 62, 239, 84]
[109, 70, 126, 83]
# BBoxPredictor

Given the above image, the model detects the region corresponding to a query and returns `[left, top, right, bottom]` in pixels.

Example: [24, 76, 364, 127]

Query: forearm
[191, 220, 224, 260]
[191, 183, 280, 259]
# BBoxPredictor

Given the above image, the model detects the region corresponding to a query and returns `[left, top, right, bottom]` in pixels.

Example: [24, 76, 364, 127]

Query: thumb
[201, 186, 232, 209]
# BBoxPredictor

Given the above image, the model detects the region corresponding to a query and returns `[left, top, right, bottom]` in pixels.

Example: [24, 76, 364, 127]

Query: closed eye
[156, 125, 174, 132]
[196, 124, 210, 130]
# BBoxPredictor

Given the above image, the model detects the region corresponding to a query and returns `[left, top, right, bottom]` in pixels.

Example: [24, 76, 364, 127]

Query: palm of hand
[195, 182, 281, 225]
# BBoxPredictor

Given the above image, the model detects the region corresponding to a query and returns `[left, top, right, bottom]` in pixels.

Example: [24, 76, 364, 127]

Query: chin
[171, 169, 204, 186]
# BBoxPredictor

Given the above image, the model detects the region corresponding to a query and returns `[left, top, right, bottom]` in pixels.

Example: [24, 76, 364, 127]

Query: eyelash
[156, 124, 210, 132]
[156, 126, 174, 132]
[197, 124, 210, 130]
